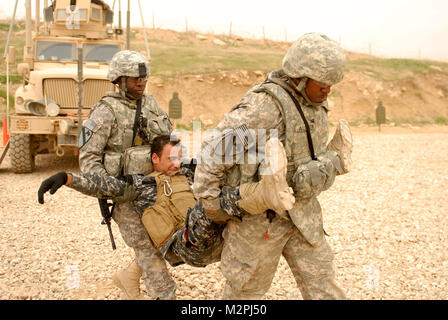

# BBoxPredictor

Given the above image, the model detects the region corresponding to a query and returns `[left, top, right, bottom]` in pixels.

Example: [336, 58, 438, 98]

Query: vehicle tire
[10, 134, 35, 173]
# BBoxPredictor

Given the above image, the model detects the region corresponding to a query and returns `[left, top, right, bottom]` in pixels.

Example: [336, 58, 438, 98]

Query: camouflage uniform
[194, 33, 347, 300]
[67, 165, 242, 268]
[78, 50, 174, 299]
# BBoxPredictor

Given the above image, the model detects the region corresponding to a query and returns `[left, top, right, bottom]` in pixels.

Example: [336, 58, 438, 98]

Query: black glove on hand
[38, 171, 68, 204]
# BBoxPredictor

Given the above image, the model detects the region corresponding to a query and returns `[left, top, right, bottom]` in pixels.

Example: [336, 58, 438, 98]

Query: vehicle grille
[43, 78, 115, 111]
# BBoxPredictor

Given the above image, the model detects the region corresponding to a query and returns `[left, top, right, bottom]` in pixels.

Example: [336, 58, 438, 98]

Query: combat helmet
[107, 50, 151, 83]
[282, 33, 346, 87]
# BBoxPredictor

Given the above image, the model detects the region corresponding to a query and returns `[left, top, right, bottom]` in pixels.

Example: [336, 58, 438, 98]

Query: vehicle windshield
[83, 43, 121, 62]
[36, 41, 77, 61]
[35, 41, 120, 63]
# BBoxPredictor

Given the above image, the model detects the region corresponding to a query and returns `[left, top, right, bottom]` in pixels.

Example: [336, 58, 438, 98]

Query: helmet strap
[118, 77, 137, 100]
[295, 77, 323, 107]
[296, 77, 308, 91]
[118, 77, 128, 99]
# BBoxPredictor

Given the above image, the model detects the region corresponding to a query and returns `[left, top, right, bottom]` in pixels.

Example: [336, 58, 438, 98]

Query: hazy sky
[1, 0, 447, 62]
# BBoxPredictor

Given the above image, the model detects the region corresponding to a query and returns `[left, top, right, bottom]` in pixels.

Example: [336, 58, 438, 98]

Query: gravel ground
[0, 131, 447, 300]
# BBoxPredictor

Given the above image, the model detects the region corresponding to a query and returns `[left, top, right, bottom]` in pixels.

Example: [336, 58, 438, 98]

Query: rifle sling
[131, 98, 143, 148]
[284, 91, 317, 161]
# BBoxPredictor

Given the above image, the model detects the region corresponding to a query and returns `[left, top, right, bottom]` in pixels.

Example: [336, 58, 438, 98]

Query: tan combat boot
[112, 260, 143, 299]
[327, 119, 353, 174]
[237, 138, 295, 215]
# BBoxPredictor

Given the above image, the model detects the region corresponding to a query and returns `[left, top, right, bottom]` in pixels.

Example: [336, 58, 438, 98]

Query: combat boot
[112, 260, 143, 299]
[237, 138, 295, 215]
[327, 119, 353, 174]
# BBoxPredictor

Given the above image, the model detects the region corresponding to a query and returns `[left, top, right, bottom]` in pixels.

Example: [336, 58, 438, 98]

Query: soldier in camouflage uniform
[193, 33, 350, 299]
[77, 50, 175, 299]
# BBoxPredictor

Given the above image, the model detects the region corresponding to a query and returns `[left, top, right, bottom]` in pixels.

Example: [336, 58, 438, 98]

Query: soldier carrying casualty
[37, 134, 296, 299]
[193, 32, 353, 300]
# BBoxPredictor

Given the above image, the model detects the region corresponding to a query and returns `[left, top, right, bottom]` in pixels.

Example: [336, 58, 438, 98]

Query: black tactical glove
[38, 172, 68, 204]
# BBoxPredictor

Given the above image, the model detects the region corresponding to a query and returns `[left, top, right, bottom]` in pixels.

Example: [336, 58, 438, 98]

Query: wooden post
[35, 0, 40, 34]
[126, 0, 130, 50]
[138, 0, 151, 60]
[118, 0, 122, 29]
[6, 52, 10, 136]
[77, 46, 83, 139]
[44, 0, 49, 34]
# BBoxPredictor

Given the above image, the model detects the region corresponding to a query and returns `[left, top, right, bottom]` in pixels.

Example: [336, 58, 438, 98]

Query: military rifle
[98, 198, 117, 250]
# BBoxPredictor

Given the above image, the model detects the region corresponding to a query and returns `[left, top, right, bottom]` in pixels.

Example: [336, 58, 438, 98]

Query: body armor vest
[250, 80, 329, 190]
[226, 77, 334, 246]
[141, 172, 197, 247]
[94, 92, 172, 176]
[97, 93, 158, 153]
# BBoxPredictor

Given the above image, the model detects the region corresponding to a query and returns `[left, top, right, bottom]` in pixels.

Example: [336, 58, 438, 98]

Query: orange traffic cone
[2, 118, 10, 147]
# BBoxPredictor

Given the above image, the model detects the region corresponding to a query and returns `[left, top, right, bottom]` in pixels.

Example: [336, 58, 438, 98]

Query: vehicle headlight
[46, 102, 60, 117]
[16, 96, 24, 105]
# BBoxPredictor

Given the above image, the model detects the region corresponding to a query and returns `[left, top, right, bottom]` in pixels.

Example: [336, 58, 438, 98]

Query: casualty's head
[151, 135, 182, 176]
[107, 50, 150, 100]
[282, 32, 346, 105]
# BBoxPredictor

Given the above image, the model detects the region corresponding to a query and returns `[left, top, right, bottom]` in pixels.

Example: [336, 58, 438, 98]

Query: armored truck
[9, 0, 124, 173]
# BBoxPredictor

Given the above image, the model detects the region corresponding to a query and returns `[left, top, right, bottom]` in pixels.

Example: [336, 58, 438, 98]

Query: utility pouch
[319, 151, 342, 191]
[169, 184, 197, 219]
[122, 128, 135, 150]
[148, 114, 173, 137]
[142, 202, 178, 247]
[293, 150, 342, 199]
[141, 174, 195, 247]
[104, 151, 122, 177]
[123, 145, 153, 175]
[293, 160, 327, 200]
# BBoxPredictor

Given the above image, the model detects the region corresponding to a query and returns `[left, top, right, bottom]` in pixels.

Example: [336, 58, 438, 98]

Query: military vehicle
[7, 0, 125, 173]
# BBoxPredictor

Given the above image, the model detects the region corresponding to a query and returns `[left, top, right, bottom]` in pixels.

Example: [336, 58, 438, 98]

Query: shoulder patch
[83, 119, 97, 131]
[77, 119, 98, 148]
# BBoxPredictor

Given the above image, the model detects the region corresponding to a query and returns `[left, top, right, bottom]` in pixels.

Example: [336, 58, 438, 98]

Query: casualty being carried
[38, 134, 297, 298]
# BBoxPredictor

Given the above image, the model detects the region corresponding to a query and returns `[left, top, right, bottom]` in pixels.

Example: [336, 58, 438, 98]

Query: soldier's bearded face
[125, 76, 148, 99]
[152, 144, 182, 176]
[305, 79, 332, 103]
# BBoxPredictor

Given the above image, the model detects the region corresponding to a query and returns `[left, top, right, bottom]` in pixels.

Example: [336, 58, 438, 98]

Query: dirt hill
[1, 25, 447, 129]
[148, 68, 448, 129]
[136, 28, 448, 128]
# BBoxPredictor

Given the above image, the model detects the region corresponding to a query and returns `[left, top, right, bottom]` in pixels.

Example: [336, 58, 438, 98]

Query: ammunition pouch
[103, 145, 153, 177]
[148, 114, 173, 138]
[292, 151, 342, 200]
[123, 145, 153, 175]
[141, 173, 197, 247]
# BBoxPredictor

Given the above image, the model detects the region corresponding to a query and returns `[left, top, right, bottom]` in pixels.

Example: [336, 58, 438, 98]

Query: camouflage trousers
[221, 213, 346, 300]
[113, 202, 176, 299]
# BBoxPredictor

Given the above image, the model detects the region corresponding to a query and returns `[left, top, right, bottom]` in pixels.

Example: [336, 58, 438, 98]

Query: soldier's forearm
[193, 165, 223, 206]
[68, 173, 129, 199]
